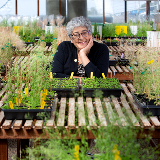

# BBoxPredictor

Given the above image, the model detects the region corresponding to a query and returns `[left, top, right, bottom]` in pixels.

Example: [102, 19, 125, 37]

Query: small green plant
[81, 77, 122, 89]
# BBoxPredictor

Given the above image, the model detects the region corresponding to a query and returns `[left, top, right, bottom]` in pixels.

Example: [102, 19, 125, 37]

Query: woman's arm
[84, 45, 109, 78]
[79, 37, 109, 78]
[51, 42, 70, 78]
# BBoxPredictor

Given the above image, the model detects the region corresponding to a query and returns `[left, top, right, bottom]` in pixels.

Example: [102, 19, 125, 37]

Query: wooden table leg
[157, 139, 160, 158]
[21, 139, 29, 160]
[17, 139, 21, 159]
[0, 139, 8, 160]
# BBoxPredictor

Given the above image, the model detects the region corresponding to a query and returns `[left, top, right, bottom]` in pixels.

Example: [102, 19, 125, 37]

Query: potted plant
[104, 38, 120, 46]
[2, 50, 55, 120]
[0, 27, 24, 77]
[130, 47, 160, 116]
[81, 77, 122, 98]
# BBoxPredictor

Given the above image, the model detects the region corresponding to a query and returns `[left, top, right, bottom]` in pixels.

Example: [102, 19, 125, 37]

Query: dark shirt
[52, 41, 109, 78]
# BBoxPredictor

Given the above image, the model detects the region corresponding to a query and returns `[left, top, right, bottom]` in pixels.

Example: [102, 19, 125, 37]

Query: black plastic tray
[109, 59, 118, 66]
[2, 99, 55, 120]
[132, 93, 160, 116]
[2, 107, 53, 120]
[83, 88, 122, 98]
[117, 56, 129, 66]
[51, 78, 79, 98]
[104, 42, 120, 46]
[52, 88, 79, 98]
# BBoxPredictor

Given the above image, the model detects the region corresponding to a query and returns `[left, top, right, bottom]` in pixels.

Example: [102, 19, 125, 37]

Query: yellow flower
[113, 145, 121, 160]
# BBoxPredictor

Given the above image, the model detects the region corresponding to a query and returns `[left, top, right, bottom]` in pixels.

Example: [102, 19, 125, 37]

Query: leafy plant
[92, 22, 100, 37]
[129, 47, 160, 105]
[81, 77, 122, 89]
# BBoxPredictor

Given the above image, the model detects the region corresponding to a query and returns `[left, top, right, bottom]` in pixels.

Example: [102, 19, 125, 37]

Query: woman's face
[71, 26, 92, 51]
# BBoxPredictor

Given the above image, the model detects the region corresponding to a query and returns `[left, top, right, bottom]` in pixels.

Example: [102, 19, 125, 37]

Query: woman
[52, 16, 109, 78]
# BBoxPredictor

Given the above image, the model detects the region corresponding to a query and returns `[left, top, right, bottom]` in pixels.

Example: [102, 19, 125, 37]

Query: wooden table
[0, 83, 160, 159]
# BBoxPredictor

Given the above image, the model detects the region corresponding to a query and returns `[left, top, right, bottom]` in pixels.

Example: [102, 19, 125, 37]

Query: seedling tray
[2, 107, 53, 120]
[105, 42, 120, 46]
[2, 99, 55, 120]
[82, 78, 123, 98]
[51, 78, 79, 98]
[109, 59, 118, 66]
[52, 88, 79, 98]
[82, 88, 122, 98]
[132, 93, 160, 116]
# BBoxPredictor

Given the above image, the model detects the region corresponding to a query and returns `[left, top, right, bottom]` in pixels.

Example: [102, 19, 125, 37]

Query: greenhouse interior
[1, 0, 160, 160]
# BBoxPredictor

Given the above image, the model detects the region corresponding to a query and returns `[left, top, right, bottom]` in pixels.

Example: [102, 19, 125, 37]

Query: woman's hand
[79, 36, 93, 56]
[79, 36, 93, 67]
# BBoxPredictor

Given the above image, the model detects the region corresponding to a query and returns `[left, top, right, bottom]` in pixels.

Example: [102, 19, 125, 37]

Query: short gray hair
[66, 16, 92, 37]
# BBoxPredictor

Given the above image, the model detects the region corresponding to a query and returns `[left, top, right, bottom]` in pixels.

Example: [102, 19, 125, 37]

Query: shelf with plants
[2, 51, 54, 120]
[130, 46, 160, 116]
[102, 21, 153, 39]
[104, 39, 120, 46]
[125, 38, 146, 46]
[81, 77, 122, 98]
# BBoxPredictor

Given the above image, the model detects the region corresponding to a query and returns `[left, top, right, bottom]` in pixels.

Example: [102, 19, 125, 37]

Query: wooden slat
[103, 98, 118, 126]
[126, 66, 133, 73]
[121, 83, 151, 128]
[77, 97, 86, 127]
[2, 120, 12, 129]
[94, 98, 107, 126]
[0, 111, 4, 125]
[127, 83, 136, 93]
[68, 97, 75, 129]
[0, 84, 7, 99]
[46, 98, 58, 128]
[27, 46, 34, 52]
[31, 45, 38, 52]
[44, 46, 48, 52]
[121, 66, 129, 73]
[0, 101, 3, 108]
[133, 66, 138, 71]
[108, 68, 112, 74]
[24, 120, 33, 129]
[120, 93, 140, 126]
[115, 65, 123, 73]
[50, 97, 58, 120]
[46, 120, 54, 128]
[86, 97, 97, 128]
[110, 66, 117, 74]
[1, 94, 8, 102]
[150, 117, 160, 129]
[57, 97, 66, 127]
[17, 56, 24, 66]
[48, 46, 52, 52]
[111, 96, 128, 126]
[13, 120, 23, 129]
[35, 120, 43, 129]
[25, 45, 31, 51]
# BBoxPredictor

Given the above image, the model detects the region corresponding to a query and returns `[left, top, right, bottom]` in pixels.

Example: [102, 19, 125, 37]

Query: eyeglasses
[70, 30, 90, 39]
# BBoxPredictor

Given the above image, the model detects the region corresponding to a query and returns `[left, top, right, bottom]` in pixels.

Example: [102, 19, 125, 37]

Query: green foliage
[102, 24, 116, 37]
[2, 50, 54, 109]
[81, 78, 122, 89]
[21, 115, 157, 160]
[129, 47, 160, 105]
[92, 22, 100, 37]
[102, 21, 153, 38]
